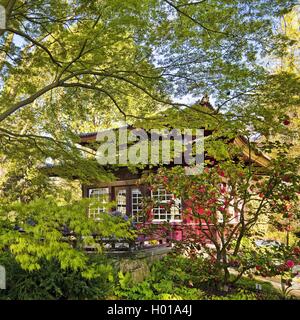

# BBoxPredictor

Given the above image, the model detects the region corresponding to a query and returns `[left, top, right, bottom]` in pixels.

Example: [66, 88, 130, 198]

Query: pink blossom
[197, 207, 205, 215]
[286, 260, 295, 269]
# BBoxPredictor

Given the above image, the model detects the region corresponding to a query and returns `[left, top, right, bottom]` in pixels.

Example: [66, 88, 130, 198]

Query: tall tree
[0, 0, 300, 278]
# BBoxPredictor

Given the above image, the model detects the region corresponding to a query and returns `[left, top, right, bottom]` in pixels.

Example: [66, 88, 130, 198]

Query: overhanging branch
[4, 27, 63, 67]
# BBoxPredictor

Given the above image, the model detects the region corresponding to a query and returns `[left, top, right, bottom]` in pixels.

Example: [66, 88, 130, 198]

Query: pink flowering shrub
[143, 154, 300, 288]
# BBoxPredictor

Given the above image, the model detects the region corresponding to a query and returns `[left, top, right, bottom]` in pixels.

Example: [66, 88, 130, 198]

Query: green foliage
[0, 0, 300, 301]
[0, 0, 299, 175]
[209, 289, 257, 300]
[114, 270, 204, 300]
[234, 277, 281, 300]
[0, 253, 114, 300]
[114, 254, 286, 300]
[0, 197, 135, 272]
[264, 228, 299, 246]
[149, 254, 222, 288]
[114, 254, 209, 300]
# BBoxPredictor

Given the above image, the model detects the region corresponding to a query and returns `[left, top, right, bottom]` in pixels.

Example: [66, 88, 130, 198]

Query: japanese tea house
[78, 99, 270, 247]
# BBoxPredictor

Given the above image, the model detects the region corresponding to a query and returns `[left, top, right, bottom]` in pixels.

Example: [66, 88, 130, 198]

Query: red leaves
[210, 256, 216, 263]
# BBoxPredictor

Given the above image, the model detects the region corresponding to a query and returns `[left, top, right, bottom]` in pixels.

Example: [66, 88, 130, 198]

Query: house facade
[80, 130, 270, 247]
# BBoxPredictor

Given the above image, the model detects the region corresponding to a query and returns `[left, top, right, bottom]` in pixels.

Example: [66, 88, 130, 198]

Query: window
[151, 188, 181, 222]
[88, 188, 109, 219]
[116, 189, 127, 215]
[132, 188, 143, 223]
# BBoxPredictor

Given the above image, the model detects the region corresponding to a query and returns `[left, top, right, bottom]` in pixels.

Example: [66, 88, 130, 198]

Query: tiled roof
[79, 132, 98, 138]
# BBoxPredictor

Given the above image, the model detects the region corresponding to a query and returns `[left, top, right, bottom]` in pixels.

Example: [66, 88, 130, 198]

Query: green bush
[210, 289, 257, 300]
[113, 254, 219, 300]
[0, 253, 114, 300]
[114, 271, 204, 300]
[149, 254, 222, 289]
[234, 277, 281, 300]
[114, 254, 285, 300]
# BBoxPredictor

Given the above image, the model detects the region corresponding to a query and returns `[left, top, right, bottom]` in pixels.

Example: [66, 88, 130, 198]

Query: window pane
[151, 188, 181, 222]
[132, 188, 143, 223]
[116, 189, 127, 215]
[88, 188, 109, 219]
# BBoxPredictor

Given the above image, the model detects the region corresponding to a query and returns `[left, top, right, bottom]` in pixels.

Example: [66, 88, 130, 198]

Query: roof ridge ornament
[200, 93, 210, 105]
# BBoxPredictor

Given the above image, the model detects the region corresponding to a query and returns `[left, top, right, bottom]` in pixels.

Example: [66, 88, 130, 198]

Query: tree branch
[163, 0, 228, 35]
[0, 68, 218, 122]
[60, 82, 127, 119]
[0, 127, 96, 157]
[0, 80, 61, 122]
[5, 27, 63, 67]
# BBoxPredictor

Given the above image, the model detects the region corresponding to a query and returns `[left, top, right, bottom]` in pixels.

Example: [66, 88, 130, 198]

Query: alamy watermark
[0, 265, 6, 290]
[95, 127, 204, 175]
[0, 5, 6, 29]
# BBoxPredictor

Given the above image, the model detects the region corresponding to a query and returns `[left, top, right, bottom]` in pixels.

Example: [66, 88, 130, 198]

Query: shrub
[114, 257, 205, 301]
[114, 254, 287, 300]
[0, 253, 114, 300]
[210, 289, 257, 300]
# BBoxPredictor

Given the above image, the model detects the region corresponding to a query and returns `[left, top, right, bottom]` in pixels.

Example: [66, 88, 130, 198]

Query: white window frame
[88, 188, 110, 220]
[151, 188, 182, 222]
[131, 188, 143, 223]
[116, 189, 127, 216]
